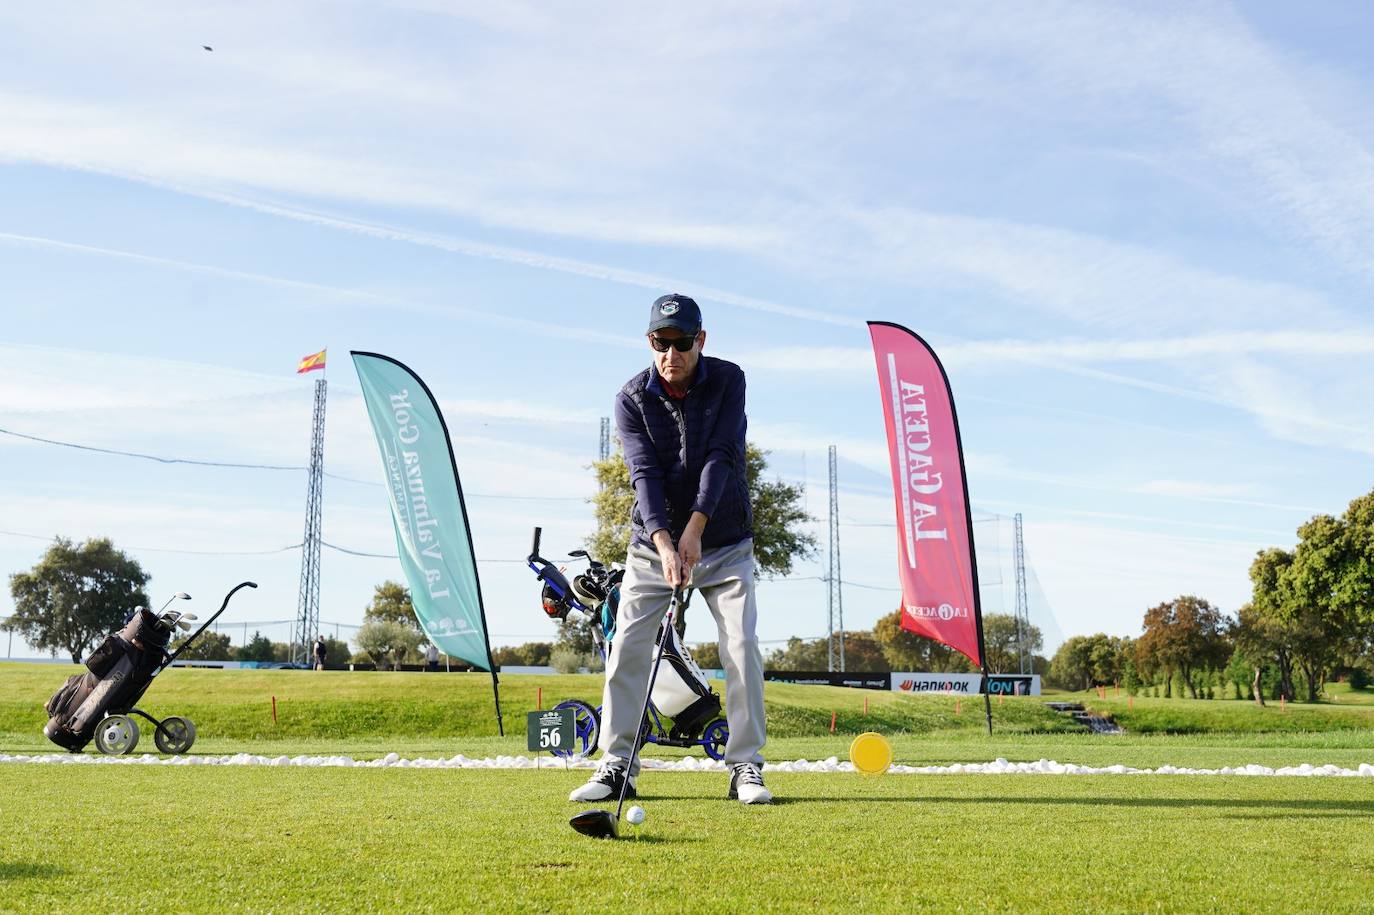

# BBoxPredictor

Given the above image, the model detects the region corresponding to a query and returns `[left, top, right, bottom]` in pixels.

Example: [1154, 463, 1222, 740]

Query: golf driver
[570, 586, 683, 839]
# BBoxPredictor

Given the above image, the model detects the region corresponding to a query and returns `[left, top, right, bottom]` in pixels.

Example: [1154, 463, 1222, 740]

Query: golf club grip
[530, 527, 542, 561]
[162, 581, 258, 668]
[615, 587, 681, 818]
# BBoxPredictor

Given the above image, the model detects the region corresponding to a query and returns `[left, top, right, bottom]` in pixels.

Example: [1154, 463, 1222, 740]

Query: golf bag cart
[42, 581, 258, 755]
[526, 527, 727, 761]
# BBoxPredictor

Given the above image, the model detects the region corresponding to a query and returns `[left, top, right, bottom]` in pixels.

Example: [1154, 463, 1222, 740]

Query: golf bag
[43, 609, 170, 752]
[564, 570, 721, 741]
[42, 581, 257, 754]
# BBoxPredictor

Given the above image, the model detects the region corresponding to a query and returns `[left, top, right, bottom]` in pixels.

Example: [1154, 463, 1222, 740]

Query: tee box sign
[526, 707, 575, 753]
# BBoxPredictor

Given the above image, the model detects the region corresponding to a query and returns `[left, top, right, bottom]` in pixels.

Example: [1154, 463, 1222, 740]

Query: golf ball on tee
[625, 805, 646, 825]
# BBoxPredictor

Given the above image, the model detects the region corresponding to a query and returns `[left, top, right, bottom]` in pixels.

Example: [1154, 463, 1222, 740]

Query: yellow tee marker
[849, 732, 893, 775]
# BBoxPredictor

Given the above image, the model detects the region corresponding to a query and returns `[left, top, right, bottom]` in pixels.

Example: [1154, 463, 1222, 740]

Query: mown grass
[0, 662, 1073, 741]
[2, 764, 1372, 913]
[1061, 689, 1374, 735]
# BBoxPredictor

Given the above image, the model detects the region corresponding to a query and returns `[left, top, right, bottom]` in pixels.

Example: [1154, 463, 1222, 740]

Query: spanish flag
[297, 349, 327, 374]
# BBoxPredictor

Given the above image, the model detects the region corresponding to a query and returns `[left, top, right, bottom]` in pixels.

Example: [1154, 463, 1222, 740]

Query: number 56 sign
[526, 707, 575, 752]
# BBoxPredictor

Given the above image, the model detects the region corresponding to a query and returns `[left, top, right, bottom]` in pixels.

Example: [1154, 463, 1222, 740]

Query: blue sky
[3, 1, 1373, 659]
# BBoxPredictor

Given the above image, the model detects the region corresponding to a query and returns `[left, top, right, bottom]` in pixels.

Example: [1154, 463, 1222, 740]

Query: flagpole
[417, 363, 505, 737]
[942, 343, 994, 737]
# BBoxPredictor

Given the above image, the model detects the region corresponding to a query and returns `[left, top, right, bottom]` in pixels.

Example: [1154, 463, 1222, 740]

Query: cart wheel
[94, 715, 140, 755]
[702, 717, 729, 761]
[154, 716, 197, 754]
[550, 700, 599, 759]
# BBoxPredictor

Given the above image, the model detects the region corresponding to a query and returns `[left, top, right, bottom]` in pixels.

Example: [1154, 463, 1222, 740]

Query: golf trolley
[526, 527, 728, 762]
[43, 581, 258, 755]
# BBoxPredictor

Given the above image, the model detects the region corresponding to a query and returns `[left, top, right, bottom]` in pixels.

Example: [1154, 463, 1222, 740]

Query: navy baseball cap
[647, 294, 702, 335]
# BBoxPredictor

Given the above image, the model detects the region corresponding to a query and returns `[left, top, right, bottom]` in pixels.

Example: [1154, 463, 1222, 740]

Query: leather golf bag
[42, 609, 169, 752]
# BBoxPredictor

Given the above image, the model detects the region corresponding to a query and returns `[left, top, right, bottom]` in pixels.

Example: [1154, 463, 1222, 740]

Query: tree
[492, 641, 553, 668]
[1049, 636, 1096, 691]
[981, 613, 1043, 674]
[5, 537, 150, 662]
[355, 620, 423, 670]
[1137, 596, 1231, 699]
[1245, 548, 1298, 701]
[172, 630, 234, 661]
[766, 636, 830, 671]
[742, 444, 819, 578]
[834, 632, 890, 672]
[690, 641, 722, 669]
[237, 631, 276, 663]
[765, 630, 890, 671]
[365, 581, 421, 630]
[313, 635, 352, 668]
[1284, 515, 1359, 701]
[872, 609, 970, 672]
[1048, 634, 1134, 691]
[587, 441, 820, 636]
[1089, 635, 1134, 687]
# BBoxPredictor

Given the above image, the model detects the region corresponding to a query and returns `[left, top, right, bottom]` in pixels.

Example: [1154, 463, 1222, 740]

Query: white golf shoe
[569, 762, 636, 802]
[728, 762, 772, 804]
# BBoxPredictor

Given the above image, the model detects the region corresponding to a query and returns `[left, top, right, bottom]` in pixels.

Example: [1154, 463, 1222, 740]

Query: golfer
[570, 294, 771, 805]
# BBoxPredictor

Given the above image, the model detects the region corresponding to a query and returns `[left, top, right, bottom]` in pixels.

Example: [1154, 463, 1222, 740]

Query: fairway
[3, 764, 1373, 912]
[6, 666, 1374, 912]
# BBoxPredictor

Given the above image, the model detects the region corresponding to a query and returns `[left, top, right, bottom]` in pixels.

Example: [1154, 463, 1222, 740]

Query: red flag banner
[868, 321, 984, 668]
[297, 349, 327, 374]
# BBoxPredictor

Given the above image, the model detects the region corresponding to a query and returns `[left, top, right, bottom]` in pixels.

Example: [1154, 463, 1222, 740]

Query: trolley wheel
[94, 715, 140, 755]
[154, 716, 197, 754]
[550, 700, 599, 759]
[702, 717, 729, 761]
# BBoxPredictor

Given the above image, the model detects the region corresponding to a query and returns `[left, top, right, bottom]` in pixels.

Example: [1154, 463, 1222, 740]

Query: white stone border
[3, 752, 1373, 777]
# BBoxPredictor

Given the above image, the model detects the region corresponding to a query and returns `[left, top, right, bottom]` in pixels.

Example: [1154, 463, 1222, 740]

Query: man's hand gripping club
[651, 511, 708, 588]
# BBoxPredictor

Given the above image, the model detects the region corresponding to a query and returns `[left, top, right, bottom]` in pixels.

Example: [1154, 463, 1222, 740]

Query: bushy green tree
[5, 537, 150, 662]
[982, 613, 1044, 674]
[762, 630, 888, 671]
[365, 581, 421, 631]
[237, 631, 276, 663]
[587, 441, 818, 574]
[492, 641, 553, 667]
[1137, 596, 1231, 699]
[356, 620, 422, 670]
[587, 440, 818, 640]
[172, 630, 234, 661]
[1049, 636, 1096, 691]
[872, 609, 971, 672]
[765, 636, 830, 671]
[690, 640, 722, 669]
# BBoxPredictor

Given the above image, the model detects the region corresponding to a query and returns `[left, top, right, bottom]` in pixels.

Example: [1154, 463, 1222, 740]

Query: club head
[176, 619, 193, 631]
[175, 592, 191, 600]
[180, 613, 198, 621]
[569, 809, 618, 839]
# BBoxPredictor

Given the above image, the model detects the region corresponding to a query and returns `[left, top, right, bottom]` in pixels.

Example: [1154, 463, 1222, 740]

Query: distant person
[569, 294, 770, 806]
[425, 643, 440, 672]
[313, 635, 327, 671]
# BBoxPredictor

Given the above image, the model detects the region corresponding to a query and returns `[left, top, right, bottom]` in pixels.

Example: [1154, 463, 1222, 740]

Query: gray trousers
[597, 537, 766, 776]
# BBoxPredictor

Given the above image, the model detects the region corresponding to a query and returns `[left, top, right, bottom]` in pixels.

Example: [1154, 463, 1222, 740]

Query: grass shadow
[0, 862, 66, 881]
[770, 795, 1374, 815]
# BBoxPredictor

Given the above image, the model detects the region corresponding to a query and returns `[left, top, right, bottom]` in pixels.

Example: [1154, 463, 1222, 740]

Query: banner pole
[980, 665, 993, 735]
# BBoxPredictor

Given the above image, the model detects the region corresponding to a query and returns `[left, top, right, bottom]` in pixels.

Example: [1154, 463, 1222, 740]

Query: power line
[0, 424, 302, 470]
[0, 424, 588, 499]
[0, 528, 302, 556]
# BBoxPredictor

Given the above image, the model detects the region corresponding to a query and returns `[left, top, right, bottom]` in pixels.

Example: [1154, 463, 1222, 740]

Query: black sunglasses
[648, 333, 699, 353]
